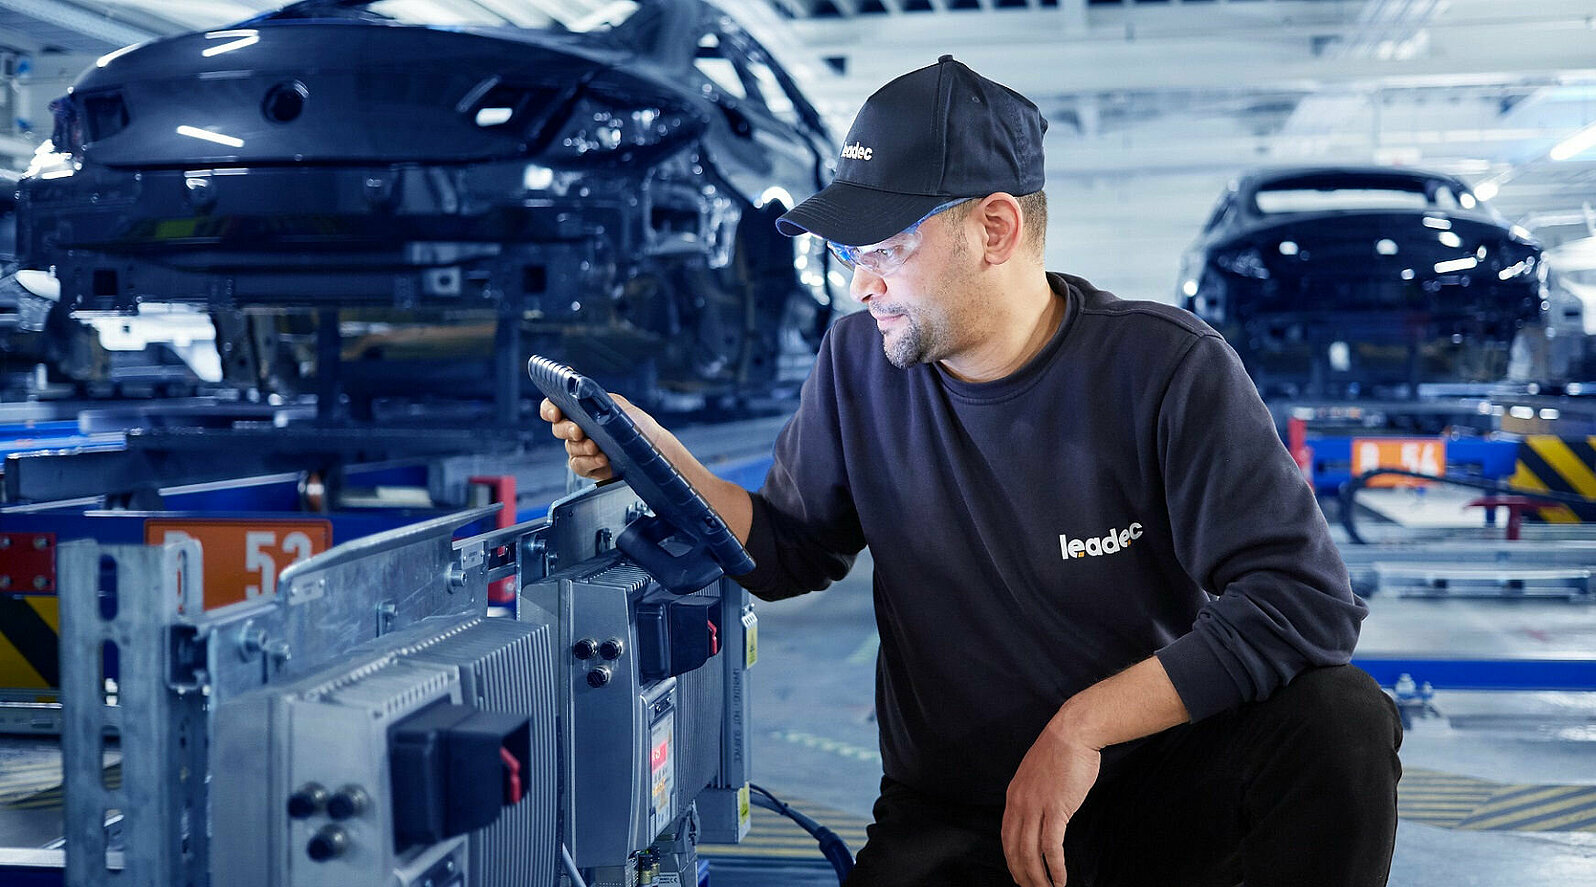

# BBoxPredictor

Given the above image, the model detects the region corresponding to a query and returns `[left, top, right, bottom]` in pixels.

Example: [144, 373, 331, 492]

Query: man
[543, 55, 1402, 887]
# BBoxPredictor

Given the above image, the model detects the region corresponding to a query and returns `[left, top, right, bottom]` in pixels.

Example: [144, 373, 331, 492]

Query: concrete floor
[737, 548, 1596, 886]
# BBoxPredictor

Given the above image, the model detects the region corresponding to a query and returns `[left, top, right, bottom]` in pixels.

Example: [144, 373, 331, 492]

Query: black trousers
[844, 666, 1403, 887]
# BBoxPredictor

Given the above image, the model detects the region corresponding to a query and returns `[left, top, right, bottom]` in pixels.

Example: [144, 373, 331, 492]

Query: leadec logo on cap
[840, 142, 873, 161]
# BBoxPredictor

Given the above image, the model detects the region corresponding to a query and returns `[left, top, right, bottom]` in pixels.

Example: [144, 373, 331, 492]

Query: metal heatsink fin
[404, 617, 560, 887]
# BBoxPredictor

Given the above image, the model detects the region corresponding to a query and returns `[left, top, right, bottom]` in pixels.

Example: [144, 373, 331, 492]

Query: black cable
[747, 783, 855, 883]
[1339, 468, 1596, 544]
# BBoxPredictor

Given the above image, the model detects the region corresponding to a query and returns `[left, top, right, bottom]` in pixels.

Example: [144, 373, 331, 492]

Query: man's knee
[1258, 665, 1403, 776]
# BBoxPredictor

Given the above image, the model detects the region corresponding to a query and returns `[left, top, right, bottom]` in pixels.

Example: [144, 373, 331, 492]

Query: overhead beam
[1039, 124, 1596, 179]
[769, 0, 812, 18]
[0, 0, 162, 49]
[0, 25, 42, 53]
[795, 10, 1596, 105]
[727, 0, 850, 97]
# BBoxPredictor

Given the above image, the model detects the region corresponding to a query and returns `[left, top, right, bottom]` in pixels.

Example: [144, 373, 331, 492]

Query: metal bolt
[447, 564, 468, 591]
[236, 622, 267, 660]
[33, 576, 48, 590]
[0, 576, 11, 590]
[0, 536, 10, 549]
[33, 537, 48, 550]
[327, 785, 369, 820]
[376, 600, 397, 634]
[306, 825, 349, 862]
[287, 783, 328, 819]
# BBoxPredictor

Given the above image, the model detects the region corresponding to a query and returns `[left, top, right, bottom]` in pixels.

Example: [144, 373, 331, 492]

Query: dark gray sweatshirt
[736, 272, 1366, 804]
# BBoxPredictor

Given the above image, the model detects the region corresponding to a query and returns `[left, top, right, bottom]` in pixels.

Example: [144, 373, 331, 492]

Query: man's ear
[974, 193, 1024, 265]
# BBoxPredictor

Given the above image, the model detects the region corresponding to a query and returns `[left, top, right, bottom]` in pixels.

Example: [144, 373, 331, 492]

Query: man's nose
[850, 265, 885, 302]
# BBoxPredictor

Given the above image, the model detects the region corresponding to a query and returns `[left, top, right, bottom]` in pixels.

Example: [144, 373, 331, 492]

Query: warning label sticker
[650, 711, 675, 836]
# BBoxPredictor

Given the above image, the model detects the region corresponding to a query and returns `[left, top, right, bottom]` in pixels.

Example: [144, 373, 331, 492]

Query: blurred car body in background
[17, 0, 840, 413]
[1179, 167, 1544, 399]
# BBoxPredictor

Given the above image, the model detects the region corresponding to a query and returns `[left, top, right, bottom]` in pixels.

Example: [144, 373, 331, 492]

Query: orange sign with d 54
[1350, 438, 1446, 488]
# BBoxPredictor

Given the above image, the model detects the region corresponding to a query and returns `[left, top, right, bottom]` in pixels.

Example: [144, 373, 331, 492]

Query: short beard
[879, 223, 968, 369]
[883, 314, 932, 369]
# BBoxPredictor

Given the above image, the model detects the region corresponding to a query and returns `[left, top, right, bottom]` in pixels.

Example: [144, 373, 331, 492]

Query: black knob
[307, 825, 349, 861]
[598, 638, 625, 660]
[327, 785, 369, 820]
[587, 666, 612, 688]
[287, 783, 328, 819]
[572, 638, 598, 660]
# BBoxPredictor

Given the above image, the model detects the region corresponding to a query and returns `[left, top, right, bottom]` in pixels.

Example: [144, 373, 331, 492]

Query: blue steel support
[1308, 436, 1520, 495]
[1353, 656, 1596, 691]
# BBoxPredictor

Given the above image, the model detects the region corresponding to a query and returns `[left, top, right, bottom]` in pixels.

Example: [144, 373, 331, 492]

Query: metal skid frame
[59, 538, 208, 887]
[1342, 538, 1596, 693]
[55, 504, 501, 886]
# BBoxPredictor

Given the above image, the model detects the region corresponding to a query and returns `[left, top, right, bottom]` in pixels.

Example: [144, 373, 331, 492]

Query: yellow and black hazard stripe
[1400, 767, 1596, 832]
[1509, 436, 1596, 522]
[0, 594, 60, 689]
[1455, 783, 1596, 832]
[699, 799, 871, 860]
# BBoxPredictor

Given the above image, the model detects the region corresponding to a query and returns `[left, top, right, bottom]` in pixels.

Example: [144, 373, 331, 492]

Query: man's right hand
[539, 393, 661, 482]
[538, 394, 755, 546]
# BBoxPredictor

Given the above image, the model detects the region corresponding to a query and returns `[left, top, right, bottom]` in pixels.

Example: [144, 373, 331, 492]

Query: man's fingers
[1000, 807, 1030, 887]
[569, 454, 612, 480]
[1003, 804, 1072, 887]
[1042, 815, 1069, 887]
[539, 396, 622, 480]
[554, 420, 582, 442]
[1012, 813, 1047, 887]
[1001, 814, 1020, 884]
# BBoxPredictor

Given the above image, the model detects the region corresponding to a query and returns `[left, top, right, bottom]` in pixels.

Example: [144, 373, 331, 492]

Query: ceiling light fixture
[1550, 121, 1596, 161]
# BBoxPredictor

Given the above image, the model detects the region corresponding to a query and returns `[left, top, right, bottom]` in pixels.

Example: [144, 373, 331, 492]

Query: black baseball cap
[776, 55, 1048, 246]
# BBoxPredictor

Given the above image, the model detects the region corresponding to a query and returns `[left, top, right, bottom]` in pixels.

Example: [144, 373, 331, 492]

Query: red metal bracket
[0, 533, 57, 594]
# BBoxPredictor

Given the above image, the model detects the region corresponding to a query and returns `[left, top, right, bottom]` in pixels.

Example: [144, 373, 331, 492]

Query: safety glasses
[827, 198, 973, 276]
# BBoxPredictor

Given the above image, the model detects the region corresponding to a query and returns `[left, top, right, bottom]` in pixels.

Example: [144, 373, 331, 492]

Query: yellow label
[743, 610, 758, 668]
[737, 784, 751, 826]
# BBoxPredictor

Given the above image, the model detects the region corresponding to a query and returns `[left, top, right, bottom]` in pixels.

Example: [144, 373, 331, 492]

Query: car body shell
[17, 0, 840, 406]
[1179, 167, 1544, 398]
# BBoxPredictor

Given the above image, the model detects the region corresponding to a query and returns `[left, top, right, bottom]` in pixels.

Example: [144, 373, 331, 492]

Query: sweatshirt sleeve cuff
[1156, 632, 1248, 723]
[729, 494, 803, 601]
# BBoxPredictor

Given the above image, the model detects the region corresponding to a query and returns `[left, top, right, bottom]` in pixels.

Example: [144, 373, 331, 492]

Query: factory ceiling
[0, 0, 1592, 269]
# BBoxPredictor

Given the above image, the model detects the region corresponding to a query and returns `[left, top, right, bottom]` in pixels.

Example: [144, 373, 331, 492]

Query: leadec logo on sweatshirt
[1059, 522, 1143, 560]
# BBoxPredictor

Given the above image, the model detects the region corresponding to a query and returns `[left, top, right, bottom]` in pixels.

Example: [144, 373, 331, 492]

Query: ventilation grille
[585, 561, 654, 595]
[405, 618, 560, 887]
[671, 589, 724, 816]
